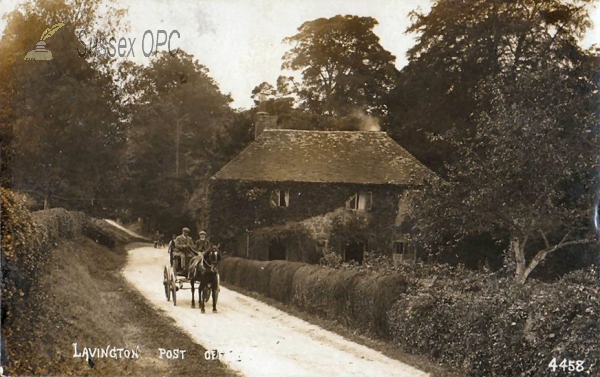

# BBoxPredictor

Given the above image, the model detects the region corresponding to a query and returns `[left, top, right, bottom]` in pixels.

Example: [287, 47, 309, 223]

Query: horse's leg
[212, 274, 218, 312]
[200, 280, 206, 313]
[190, 279, 195, 308]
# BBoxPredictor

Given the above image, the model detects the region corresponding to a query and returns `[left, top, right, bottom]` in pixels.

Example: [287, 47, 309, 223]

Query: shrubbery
[220, 256, 599, 376]
[1, 189, 134, 331]
[1, 191, 86, 326]
[221, 257, 409, 337]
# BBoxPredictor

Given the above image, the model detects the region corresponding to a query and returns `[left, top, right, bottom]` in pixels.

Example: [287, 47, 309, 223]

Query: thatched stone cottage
[208, 114, 436, 264]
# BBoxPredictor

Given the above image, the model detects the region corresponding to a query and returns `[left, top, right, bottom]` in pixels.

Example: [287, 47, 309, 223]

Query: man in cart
[173, 227, 196, 275]
[195, 230, 212, 253]
[191, 230, 221, 289]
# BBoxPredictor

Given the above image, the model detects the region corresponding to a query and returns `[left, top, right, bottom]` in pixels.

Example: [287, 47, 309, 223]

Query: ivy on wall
[208, 179, 406, 260]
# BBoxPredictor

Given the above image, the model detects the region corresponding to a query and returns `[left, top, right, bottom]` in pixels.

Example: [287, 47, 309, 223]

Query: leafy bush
[1, 190, 128, 329]
[388, 267, 600, 376]
[221, 255, 599, 376]
[1, 189, 42, 325]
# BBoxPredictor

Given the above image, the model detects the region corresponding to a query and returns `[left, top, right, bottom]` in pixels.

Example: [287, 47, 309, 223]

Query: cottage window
[346, 191, 372, 210]
[393, 241, 416, 263]
[270, 189, 290, 207]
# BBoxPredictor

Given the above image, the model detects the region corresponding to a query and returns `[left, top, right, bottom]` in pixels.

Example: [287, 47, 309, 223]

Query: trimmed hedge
[220, 257, 408, 338]
[219, 256, 600, 376]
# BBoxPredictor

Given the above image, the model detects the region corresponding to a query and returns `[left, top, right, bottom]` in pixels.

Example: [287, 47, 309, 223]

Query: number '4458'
[548, 358, 585, 372]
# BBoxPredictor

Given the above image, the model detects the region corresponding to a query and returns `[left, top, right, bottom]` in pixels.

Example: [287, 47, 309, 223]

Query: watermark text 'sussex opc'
[77, 29, 180, 58]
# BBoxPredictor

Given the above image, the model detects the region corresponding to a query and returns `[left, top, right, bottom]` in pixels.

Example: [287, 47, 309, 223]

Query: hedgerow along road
[121, 244, 429, 377]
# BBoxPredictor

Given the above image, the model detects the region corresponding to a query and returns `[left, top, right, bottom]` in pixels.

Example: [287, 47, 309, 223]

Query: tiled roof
[212, 130, 436, 185]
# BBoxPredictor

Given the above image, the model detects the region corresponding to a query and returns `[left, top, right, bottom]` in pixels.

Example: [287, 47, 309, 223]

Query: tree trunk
[512, 236, 526, 282]
[511, 233, 535, 284]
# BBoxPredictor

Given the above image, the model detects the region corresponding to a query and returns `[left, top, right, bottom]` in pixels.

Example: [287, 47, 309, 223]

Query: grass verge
[3, 238, 240, 377]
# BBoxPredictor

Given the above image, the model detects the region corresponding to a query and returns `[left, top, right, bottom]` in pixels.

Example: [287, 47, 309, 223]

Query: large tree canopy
[393, 0, 600, 283]
[124, 51, 233, 233]
[386, 0, 596, 173]
[282, 15, 398, 117]
[0, 0, 128, 213]
[408, 61, 599, 283]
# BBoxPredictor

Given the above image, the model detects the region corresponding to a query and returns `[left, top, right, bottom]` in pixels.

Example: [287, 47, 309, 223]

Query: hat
[199, 230, 207, 236]
[182, 227, 190, 232]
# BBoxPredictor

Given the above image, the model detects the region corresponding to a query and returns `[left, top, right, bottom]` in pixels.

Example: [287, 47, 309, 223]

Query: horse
[189, 246, 221, 313]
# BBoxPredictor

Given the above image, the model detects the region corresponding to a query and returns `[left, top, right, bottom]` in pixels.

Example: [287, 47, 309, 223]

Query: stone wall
[300, 212, 334, 240]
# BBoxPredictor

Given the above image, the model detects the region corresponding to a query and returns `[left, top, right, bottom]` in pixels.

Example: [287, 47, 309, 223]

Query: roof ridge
[382, 134, 438, 178]
[211, 135, 264, 179]
[212, 128, 438, 184]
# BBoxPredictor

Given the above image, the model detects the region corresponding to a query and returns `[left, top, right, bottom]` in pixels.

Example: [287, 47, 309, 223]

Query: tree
[386, 0, 596, 173]
[0, 0, 128, 213]
[124, 51, 233, 232]
[282, 15, 398, 117]
[408, 65, 599, 284]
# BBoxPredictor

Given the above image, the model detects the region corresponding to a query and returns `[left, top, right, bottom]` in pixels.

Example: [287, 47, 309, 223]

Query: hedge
[220, 257, 408, 338]
[1, 190, 136, 333]
[219, 256, 600, 376]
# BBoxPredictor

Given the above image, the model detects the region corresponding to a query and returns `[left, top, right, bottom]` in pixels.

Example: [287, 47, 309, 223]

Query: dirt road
[122, 246, 429, 377]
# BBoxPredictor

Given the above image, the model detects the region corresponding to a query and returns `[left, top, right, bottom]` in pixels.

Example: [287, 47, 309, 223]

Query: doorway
[344, 242, 365, 264]
[268, 238, 287, 261]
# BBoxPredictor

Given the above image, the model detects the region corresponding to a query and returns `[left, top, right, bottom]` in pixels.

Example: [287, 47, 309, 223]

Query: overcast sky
[1, 0, 599, 109]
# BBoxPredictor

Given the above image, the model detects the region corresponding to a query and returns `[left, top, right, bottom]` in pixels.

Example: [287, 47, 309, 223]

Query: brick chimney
[254, 95, 278, 138]
[254, 111, 278, 139]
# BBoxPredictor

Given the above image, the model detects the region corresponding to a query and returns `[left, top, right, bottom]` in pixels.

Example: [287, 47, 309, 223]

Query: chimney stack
[254, 112, 278, 139]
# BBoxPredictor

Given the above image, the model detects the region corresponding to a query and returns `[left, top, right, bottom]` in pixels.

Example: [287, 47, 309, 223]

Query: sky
[1, 0, 599, 110]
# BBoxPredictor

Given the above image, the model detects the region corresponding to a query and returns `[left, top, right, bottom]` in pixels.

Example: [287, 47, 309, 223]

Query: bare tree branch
[539, 228, 550, 249]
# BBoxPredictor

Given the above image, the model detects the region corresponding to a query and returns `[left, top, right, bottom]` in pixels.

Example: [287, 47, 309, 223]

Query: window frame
[346, 191, 372, 211]
[392, 240, 416, 263]
[270, 189, 290, 207]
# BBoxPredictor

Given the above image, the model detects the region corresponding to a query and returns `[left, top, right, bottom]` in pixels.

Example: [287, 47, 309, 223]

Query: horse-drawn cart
[162, 246, 221, 312]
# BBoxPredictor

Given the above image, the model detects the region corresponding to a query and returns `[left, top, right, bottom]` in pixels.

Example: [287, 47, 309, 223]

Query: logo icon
[24, 22, 65, 61]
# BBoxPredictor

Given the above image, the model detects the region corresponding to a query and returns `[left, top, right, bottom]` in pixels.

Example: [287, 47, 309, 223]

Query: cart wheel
[171, 272, 177, 306]
[163, 266, 171, 301]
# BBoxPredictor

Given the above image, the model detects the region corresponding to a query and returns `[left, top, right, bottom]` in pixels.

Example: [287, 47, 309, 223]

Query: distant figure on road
[154, 231, 164, 248]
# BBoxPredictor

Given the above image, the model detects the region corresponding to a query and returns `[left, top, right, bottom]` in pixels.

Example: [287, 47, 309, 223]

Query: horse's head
[204, 246, 221, 272]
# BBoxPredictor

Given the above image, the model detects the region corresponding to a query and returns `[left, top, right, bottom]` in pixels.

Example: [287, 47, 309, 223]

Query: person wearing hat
[195, 230, 212, 254]
[193, 229, 221, 290]
[173, 227, 195, 275]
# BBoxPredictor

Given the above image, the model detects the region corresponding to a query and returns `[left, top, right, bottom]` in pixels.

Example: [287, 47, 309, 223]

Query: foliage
[0, 0, 128, 212]
[0, 1, 247, 230]
[386, 0, 597, 173]
[243, 222, 320, 263]
[327, 209, 370, 253]
[388, 267, 600, 376]
[208, 181, 400, 256]
[221, 254, 600, 376]
[408, 65, 599, 283]
[250, 81, 381, 132]
[123, 51, 233, 233]
[282, 15, 398, 117]
[1, 189, 85, 326]
[220, 257, 409, 338]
